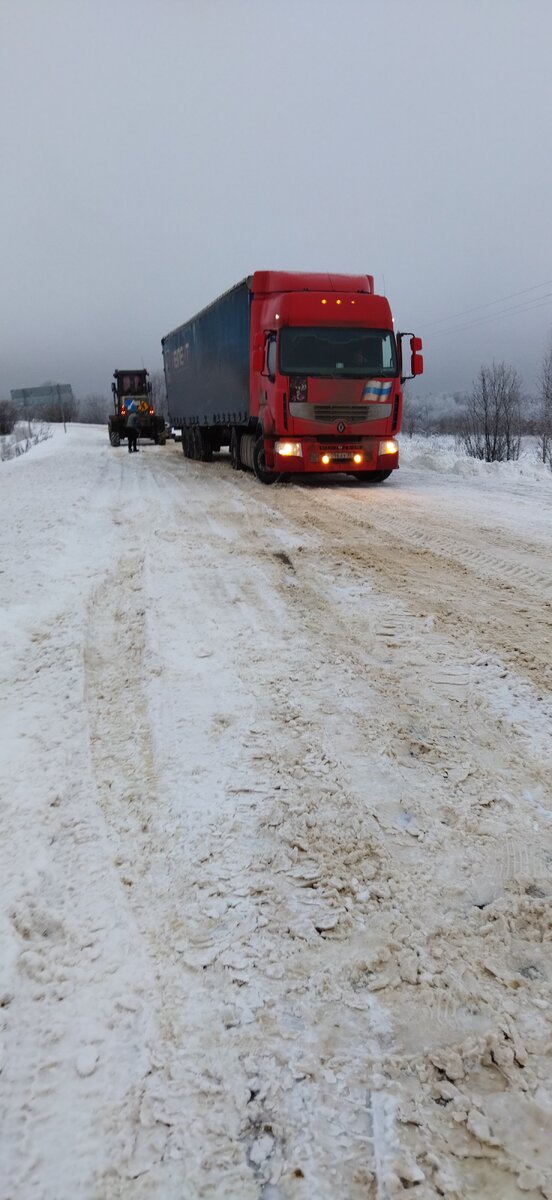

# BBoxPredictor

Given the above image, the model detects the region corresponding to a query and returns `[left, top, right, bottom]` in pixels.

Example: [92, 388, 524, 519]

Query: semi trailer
[162, 272, 423, 484]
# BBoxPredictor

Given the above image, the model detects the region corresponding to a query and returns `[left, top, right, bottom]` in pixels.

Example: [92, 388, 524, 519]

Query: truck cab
[247, 272, 423, 481]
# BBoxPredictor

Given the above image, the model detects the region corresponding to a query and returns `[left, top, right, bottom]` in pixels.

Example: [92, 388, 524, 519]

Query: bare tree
[25, 383, 76, 423]
[536, 339, 552, 467]
[0, 399, 16, 436]
[76, 393, 109, 424]
[460, 362, 522, 462]
[403, 393, 430, 438]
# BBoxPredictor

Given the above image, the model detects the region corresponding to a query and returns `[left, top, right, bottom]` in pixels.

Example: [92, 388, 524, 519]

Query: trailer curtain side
[162, 280, 251, 427]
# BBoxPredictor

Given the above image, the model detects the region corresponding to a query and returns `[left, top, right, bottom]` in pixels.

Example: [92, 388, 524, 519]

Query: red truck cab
[246, 271, 423, 481]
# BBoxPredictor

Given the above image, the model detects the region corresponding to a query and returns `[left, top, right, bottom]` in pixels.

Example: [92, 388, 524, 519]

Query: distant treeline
[400, 340, 552, 466]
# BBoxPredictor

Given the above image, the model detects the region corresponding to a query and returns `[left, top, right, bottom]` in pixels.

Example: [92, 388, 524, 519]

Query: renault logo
[337, 420, 345, 433]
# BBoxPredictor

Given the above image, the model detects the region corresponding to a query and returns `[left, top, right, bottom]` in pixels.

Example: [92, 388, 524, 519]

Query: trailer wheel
[193, 427, 204, 458]
[253, 436, 278, 485]
[230, 428, 241, 470]
[199, 429, 213, 463]
[109, 431, 121, 447]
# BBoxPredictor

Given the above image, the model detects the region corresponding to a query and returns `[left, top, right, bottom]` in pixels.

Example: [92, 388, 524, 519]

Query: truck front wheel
[253, 437, 278, 485]
[350, 470, 392, 484]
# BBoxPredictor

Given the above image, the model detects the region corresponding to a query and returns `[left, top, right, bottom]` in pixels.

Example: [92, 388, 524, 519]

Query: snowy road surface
[1, 426, 552, 1200]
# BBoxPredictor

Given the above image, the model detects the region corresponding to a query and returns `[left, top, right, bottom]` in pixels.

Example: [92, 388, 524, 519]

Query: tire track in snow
[84, 527, 304, 1196]
[154, 452, 552, 1198]
[264, 477, 552, 694]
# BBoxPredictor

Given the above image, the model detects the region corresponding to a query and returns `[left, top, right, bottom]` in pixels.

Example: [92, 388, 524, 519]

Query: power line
[427, 293, 552, 338]
[420, 277, 552, 332]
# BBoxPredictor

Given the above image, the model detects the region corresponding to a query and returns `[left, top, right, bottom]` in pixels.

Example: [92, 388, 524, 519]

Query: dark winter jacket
[126, 412, 139, 431]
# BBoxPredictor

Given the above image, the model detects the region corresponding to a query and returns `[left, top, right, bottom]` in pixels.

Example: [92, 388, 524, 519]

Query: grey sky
[1, 0, 551, 402]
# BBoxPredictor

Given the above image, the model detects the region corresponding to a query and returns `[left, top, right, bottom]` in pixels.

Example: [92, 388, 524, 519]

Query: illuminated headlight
[275, 441, 303, 457]
[379, 439, 399, 456]
[321, 453, 331, 465]
[353, 453, 363, 464]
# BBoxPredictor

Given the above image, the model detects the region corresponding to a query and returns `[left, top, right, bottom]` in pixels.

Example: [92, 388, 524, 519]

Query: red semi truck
[162, 271, 423, 484]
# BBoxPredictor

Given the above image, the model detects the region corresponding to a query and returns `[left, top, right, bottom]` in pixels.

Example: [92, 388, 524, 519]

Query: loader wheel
[230, 428, 241, 470]
[109, 431, 121, 447]
[253, 436, 278, 485]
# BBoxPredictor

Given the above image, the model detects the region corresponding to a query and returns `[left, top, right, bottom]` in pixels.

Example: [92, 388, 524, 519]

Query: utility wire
[427, 293, 552, 338]
[420, 278, 552, 332]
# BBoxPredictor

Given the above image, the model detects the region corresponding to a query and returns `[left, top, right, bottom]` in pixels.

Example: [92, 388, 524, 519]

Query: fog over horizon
[1, 0, 551, 405]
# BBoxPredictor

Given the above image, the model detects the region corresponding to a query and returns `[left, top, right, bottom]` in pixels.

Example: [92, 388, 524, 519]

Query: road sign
[10, 384, 73, 433]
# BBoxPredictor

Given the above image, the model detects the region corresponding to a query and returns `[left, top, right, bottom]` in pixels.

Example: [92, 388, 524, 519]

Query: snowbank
[399, 433, 552, 485]
[0, 422, 52, 463]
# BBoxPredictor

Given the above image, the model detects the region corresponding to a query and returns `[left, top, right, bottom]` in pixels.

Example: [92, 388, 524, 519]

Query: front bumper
[269, 437, 399, 475]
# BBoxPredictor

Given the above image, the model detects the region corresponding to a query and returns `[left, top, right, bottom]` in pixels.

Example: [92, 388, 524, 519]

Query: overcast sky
[1, 0, 551, 401]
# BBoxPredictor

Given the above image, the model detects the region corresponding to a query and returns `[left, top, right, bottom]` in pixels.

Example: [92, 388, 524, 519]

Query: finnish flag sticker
[361, 380, 393, 402]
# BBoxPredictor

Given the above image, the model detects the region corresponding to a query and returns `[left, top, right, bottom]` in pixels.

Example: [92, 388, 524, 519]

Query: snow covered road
[1, 426, 552, 1199]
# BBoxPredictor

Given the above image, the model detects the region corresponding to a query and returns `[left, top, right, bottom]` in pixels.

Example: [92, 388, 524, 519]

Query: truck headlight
[275, 441, 303, 457]
[379, 439, 398, 455]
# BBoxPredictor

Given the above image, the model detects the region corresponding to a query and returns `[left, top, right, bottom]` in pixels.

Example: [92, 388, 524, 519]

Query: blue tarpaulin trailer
[161, 278, 252, 432]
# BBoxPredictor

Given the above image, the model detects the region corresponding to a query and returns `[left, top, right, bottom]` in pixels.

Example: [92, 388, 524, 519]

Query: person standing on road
[126, 408, 140, 453]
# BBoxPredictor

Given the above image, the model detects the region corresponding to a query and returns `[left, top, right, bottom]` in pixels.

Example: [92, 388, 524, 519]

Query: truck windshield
[279, 327, 397, 377]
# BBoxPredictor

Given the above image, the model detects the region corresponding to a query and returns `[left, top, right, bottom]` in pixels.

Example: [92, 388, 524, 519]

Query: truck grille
[290, 402, 392, 424]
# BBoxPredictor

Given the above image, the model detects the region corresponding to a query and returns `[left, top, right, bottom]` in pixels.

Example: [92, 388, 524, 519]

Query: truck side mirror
[398, 332, 424, 381]
[111, 382, 116, 394]
[410, 336, 423, 376]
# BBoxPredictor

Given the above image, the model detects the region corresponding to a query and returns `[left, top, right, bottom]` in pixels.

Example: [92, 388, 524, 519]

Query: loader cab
[113, 369, 151, 410]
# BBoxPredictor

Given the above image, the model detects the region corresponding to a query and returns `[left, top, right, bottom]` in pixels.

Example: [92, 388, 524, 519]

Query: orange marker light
[321, 299, 327, 305]
[336, 299, 342, 305]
